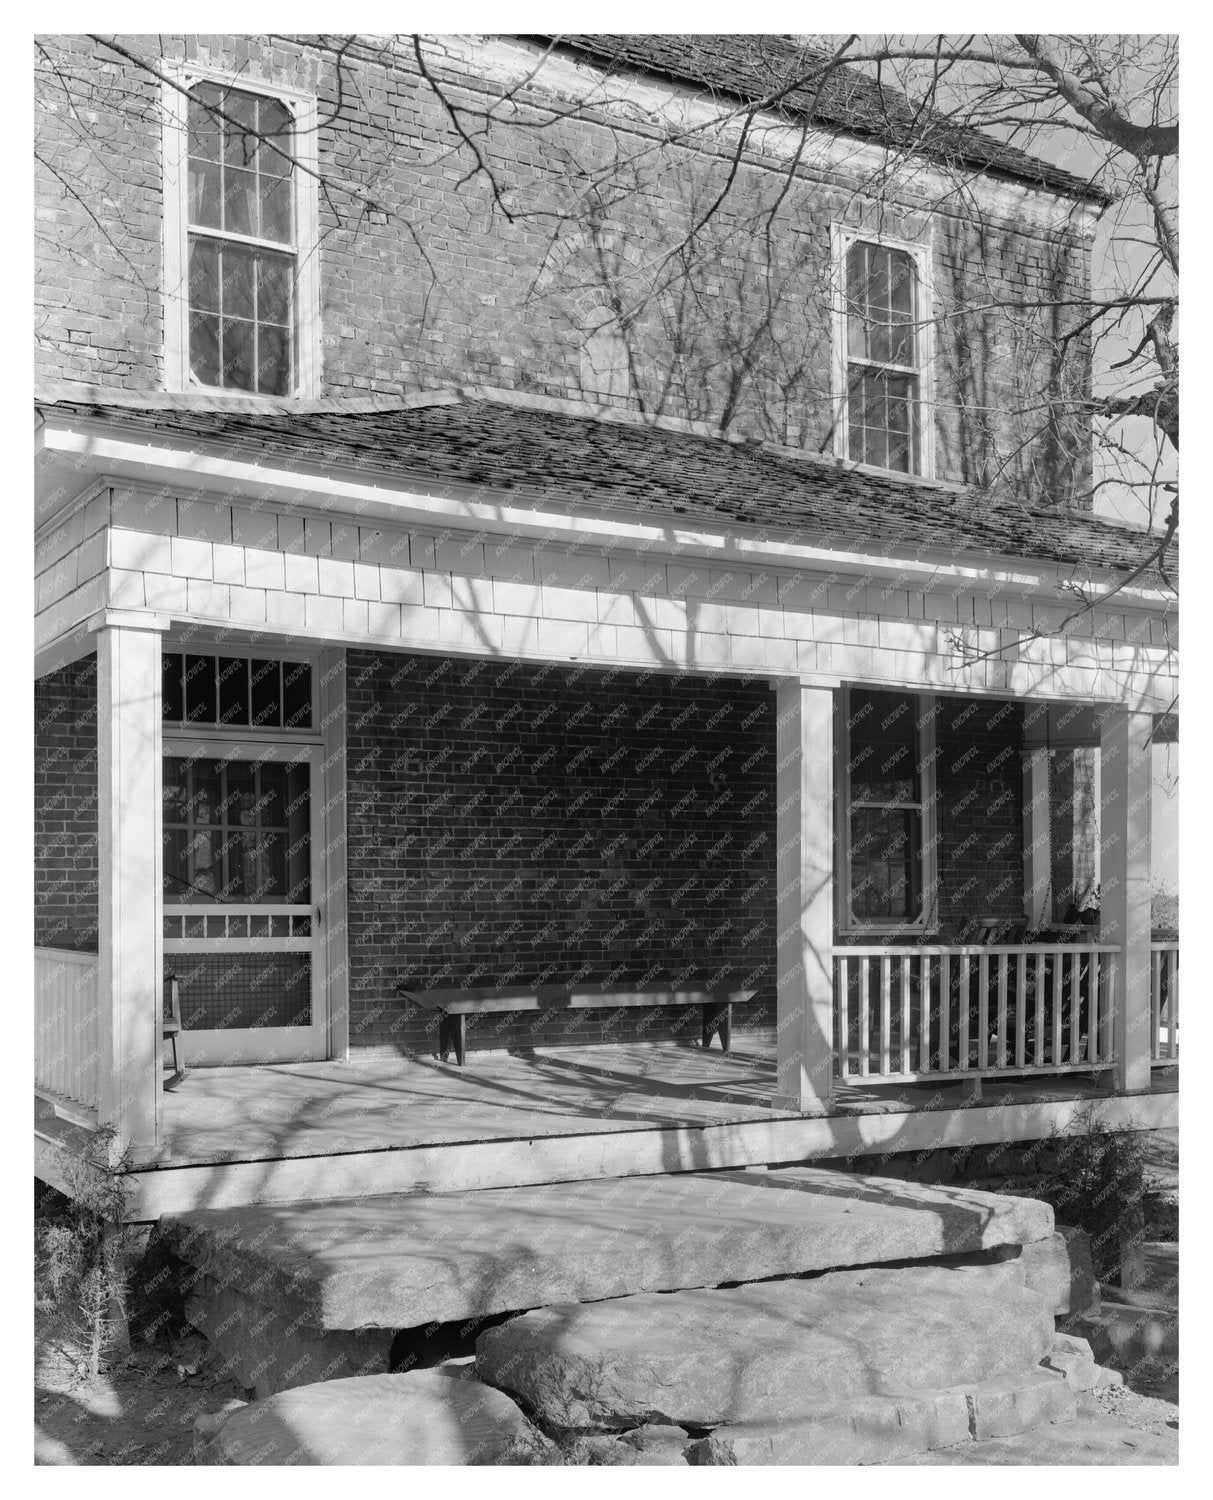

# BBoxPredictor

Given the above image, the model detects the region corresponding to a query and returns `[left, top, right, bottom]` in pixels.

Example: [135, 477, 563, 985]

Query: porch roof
[37, 395, 1176, 584]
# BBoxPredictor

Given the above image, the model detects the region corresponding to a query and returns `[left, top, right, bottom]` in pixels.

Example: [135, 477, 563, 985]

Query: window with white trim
[838, 687, 938, 932]
[164, 72, 319, 396]
[833, 231, 933, 477]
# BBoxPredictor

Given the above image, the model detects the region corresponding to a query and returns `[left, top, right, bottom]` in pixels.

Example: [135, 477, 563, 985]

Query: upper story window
[832, 230, 933, 478]
[163, 71, 320, 397]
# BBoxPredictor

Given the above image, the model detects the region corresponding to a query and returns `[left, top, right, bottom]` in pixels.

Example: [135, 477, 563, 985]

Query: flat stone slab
[161, 1167, 1052, 1332]
[1122, 1240, 1178, 1304]
[476, 1261, 1054, 1432]
[198, 1369, 538, 1465]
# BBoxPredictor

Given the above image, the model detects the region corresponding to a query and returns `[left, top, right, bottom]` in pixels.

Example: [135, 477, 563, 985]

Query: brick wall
[343, 654, 1027, 1054]
[35, 656, 99, 952]
[935, 696, 1026, 934]
[344, 651, 776, 1053]
[35, 33, 1094, 505]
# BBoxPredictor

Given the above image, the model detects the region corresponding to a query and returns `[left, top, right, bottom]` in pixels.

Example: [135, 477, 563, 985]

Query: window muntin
[162, 653, 313, 731]
[185, 82, 297, 396]
[841, 688, 935, 930]
[844, 241, 922, 475]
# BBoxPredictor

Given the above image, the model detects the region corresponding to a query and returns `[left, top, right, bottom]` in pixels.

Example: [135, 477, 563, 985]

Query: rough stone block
[199, 1369, 539, 1465]
[1040, 1332, 1100, 1390]
[185, 1273, 392, 1399]
[476, 1262, 1054, 1433]
[964, 1369, 1077, 1440]
[1016, 1225, 1100, 1316]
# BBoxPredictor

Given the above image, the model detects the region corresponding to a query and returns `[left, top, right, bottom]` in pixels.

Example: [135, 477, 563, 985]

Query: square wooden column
[1099, 708, 1153, 1094]
[774, 680, 835, 1113]
[96, 622, 163, 1158]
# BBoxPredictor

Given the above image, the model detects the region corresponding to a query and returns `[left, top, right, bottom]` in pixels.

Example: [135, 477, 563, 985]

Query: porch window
[161, 653, 313, 730]
[834, 232, 933, 477]
[163, 71, 319, 396]
[839, 688, 937, 931]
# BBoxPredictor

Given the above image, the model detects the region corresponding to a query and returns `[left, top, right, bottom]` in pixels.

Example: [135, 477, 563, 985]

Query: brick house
[34, 35, 1177, 1211]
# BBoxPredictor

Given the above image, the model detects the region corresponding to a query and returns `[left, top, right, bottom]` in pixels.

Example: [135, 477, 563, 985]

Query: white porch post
[1099, 709, 1153, 1094]
[96, 622, 164, 1158]
[774, 680, 834, 1114]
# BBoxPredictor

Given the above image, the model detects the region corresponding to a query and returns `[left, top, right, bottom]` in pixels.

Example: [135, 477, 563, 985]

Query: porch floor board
[157, 1040, 1177, 1166]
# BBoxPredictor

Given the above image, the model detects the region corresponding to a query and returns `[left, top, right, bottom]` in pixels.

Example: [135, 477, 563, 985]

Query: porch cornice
[36, 419, 1175, 614]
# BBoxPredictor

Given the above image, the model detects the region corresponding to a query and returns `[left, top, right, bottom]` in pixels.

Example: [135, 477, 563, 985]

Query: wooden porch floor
[158, 1039, 1177, 1165]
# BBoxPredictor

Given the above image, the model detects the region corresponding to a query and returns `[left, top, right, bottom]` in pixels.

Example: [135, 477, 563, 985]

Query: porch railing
[1150, 942, 1179, 1064]
[35, 946, 100, 1113]
[834, 944, 1120, 1084]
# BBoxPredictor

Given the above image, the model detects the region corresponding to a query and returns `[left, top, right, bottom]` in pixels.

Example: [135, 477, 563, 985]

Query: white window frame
[830, 225, 935, 480]
[836, 685, 939, 936]
[162, 64, 321, 398]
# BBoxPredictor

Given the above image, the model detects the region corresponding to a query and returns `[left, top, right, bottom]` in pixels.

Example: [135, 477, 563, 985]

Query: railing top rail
[33, 946, 100, 964]
[1150, 940, 1180, 950]
[836, 944, 1122, 958]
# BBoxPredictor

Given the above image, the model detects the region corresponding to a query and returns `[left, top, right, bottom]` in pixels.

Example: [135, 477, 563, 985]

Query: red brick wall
[935, 696, 1026, 934]
[35, 656, 99, 952]
[34, 33, 1093, 504]
[344, 651, 777, 1053]
[343, 656, 1028, 1053]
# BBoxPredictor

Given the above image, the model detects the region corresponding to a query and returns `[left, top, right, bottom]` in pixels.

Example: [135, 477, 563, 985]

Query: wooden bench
[394, 981, 758, 1067]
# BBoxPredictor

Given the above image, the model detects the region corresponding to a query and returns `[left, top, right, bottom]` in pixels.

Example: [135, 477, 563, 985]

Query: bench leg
[453, 1014, 467, 1068]
[701, 1002, 732, 1052]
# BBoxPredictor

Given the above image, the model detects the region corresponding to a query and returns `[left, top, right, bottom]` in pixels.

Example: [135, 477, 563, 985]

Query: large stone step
[162, 1167, 1052, 1396]
[164, 1166, 1051, 1328]
[475, 1260, 1056, 1432]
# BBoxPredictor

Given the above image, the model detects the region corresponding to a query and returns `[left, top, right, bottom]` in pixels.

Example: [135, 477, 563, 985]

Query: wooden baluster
[1150, 949, 1161, 1061]
[859, 959, 871, 1078]
[838, 957, 850, 1080]
[900, 955, 912, 1075]
[1069, 951, 1081, 1063]
[1015, 951, 1027, 1069]
[1169, 952, 1178, 1061]
[880, 956, 892, 1077]
[935, 954, 947, 1074]
[1033, 952, 1045, 1069]
[958, 955, 971, 1072]
[1052, 950, 1063, 1067]
[996, 953, 1008, 1070]
[978, 952, 989, 1073]
[919, 955, 932, 1074]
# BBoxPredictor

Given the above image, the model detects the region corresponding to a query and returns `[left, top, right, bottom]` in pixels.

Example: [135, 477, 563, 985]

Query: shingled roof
[39, 395, 1173, 583]
[532, 34, 1109, 204]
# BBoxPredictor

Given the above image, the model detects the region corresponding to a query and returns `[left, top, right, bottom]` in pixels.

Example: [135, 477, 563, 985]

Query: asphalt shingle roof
[40, 396, 1174, 582]
[535, 34, 1109, 204]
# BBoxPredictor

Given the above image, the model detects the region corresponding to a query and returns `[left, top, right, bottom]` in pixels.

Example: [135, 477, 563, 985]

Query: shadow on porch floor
[159, 1040, 1178, 1166]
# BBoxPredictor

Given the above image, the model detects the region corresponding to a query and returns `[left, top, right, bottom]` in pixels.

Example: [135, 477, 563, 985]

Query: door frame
[161, 734, 331, 1065]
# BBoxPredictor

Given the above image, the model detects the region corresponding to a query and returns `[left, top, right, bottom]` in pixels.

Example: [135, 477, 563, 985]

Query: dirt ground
[34, 1128, 1180, 1466]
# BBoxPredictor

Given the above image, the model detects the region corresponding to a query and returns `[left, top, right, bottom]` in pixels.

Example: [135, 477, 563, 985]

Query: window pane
[849, 689, 919, 803]
[162, 758, 188, 821]
[163, 826, 190, 904]
[190, 761, 222, 824]
[188, 239, 221, 313]
[187, 88, 223, 162]
[184, 654, 217, 724]
[222, 90, 259, 169]
[162, 654, 185, 721]
[188, 311, 222, 386]
[851, 806, 922, 922]
[257, 97, 292, 154]
[257, 323, 291, 396]
[259, 763, 287, 827]
[257, 256, 292, 326]
[250, 660, 281, 727]
[223, 166, 256, 237]
[259, 174, 293, 244]
[189, 829, 221, 897]
[222, 317, 256, 391]
[217, 656, 250, 726]
[282, 661, 312, 728]
[223, 245, 256, 320]
[226, 761, 256, 826]
[188, 158, 222, 230]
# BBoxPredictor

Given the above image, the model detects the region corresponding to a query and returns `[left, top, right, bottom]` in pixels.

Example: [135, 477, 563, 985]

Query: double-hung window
[164, 71, 319, 397]
[838, 687, 938, 932]
[833, 231, 933, 477]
